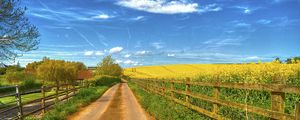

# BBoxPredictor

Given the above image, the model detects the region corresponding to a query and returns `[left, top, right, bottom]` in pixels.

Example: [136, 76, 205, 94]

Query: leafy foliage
[96, 55, 122, 77]
[0, 0, 40, 61]
[5, 68, 24, 84]
[91, 75, 121, 86]
[37, 58, 87, 85]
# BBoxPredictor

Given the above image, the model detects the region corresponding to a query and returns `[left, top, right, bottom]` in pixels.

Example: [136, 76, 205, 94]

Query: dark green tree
[0, 0, 40, 61]
[96, 55, 122, 77]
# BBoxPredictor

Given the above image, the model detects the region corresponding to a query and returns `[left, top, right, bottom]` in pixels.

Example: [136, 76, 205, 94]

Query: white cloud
[167, 53, 175, 57]
[115, 60, 123, 64]
[235, 23, 251, 28]
[92, 13, 114, 19]
[257, 19, 272, 24]
[124, 54, 131, 58]
[151, 42, 164, 49]
[245, 56, 260, 60]
[95, 51, 104, 56]
[198, 4, 222, 13]
[84, 51, 94, 56]
[124, 60, 138, 64]
[234, 6, 259, 14]
[136, 50, 150, 55]
[109, 47, 124, 54]
[117, 0, 199, 14]
[131, 16, 145, 21]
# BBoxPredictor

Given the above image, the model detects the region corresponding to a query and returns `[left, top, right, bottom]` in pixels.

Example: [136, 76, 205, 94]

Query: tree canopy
[96, 55, 122, 77]
[37, 59, 86, 85]
[0, 0, 40, 61]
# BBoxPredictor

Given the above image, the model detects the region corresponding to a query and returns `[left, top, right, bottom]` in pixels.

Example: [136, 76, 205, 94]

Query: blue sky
[14, 0, 300, 67]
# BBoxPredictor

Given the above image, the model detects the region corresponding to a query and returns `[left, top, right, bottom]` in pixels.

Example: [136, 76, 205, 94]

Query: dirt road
[68, 83, 151, 120]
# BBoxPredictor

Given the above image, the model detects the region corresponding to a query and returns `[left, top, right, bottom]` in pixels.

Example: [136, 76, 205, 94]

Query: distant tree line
[272, 57, 300, 64]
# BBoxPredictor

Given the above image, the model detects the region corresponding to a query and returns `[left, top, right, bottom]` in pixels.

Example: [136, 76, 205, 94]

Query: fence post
[213, 85, 220, 118]
[296, 103, 300, 120]
[171, 80, 174, 98]
[162, 80, 166, 96]
[271, 78, 285, 120]
[185, 77, 190, 103]
[73, 84, 76, 94]
[15, 85, 23, 119]
[66, 85, 69, 101]
[55, 85, 59, 103]
[41, 86, 45, 115]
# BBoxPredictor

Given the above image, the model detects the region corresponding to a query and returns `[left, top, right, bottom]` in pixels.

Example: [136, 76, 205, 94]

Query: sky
[13, 0, 300, 67]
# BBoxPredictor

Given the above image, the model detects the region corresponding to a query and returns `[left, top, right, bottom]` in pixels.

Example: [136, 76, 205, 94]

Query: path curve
[68, 83, 151, 120]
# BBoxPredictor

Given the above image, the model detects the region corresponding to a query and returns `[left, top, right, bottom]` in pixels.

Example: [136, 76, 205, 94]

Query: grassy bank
[26, 76, 120, 120]
[39, 86, 109, 120]
[128, 82, 210, 120]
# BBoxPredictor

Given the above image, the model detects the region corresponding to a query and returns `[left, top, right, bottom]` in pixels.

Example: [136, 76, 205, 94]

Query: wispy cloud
[124, 54, 131, 58]
[40, 44, 90, 48]
[84, 51, 94, 56]
[109, 47, 124, 54]
[36, 0, 97, 49]
[151, 42, 164, 49]
[234, 6, 260, 14]
[198, 4, 222, 13]
[92, 13, 114, 19]
[130, 16, 145, 21]
[257, 19, 272, 24]
[167, 53, 175, 57]
[95, 51, 104, 56]
[234, 22, 251, 28]
[135, 50, 151, 56]
[202, 36, 246, 51]
[116, 0, 199, 14]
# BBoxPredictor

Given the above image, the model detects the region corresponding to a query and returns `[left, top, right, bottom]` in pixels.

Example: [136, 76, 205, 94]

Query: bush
[0, 75, 41, 94]
[91, 75, 121, 87]
[20, 79, 41, 91]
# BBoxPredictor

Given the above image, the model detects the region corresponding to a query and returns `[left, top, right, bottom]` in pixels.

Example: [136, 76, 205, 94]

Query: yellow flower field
[124, 63, 300, 84]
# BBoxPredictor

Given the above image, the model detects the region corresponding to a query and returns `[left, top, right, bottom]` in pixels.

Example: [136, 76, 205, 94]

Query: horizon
[9, 0, 300, 67]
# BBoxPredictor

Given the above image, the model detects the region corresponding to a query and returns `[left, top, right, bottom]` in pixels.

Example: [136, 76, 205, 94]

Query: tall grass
[128, 82, 210, 120]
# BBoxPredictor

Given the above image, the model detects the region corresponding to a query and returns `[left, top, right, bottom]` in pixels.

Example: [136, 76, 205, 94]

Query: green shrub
[91, 75, 121, 86]
[20, 79, 41, 91]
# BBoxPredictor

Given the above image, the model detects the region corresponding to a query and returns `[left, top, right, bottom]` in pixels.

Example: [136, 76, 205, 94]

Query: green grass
[0, 75, 8, 86]
[25, 77, 121, 120]
[35, 86, 109, 120]
[0, 91, 55, 105]
[128, 81, 211, 120]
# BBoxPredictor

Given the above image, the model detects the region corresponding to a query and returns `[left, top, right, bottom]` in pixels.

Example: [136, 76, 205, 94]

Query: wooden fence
[132, 78, 300, 120]
[0, 81, 91, 119]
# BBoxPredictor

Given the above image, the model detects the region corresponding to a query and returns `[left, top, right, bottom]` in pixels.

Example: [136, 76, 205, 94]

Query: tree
[96, 55, 122, 77]
[286, 57, 300, 64]
[5, 68, 24, 84]
[0, 0, 40, 61]
[37, 59, 87, 85]
[25, 61, 43, 75]
[272, 57, 282, 64]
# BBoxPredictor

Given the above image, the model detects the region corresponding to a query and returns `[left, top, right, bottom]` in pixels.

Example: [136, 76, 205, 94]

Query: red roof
[77, 70, 93, 80]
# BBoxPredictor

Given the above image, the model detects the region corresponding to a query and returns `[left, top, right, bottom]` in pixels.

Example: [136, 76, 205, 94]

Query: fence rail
[132, 78, 300, 120]
[0, 81, 91, 119]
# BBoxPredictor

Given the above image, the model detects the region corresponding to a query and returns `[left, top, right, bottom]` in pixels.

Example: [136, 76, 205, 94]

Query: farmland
[125, 63, 300, 119]
[125, 63, 300, 84]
